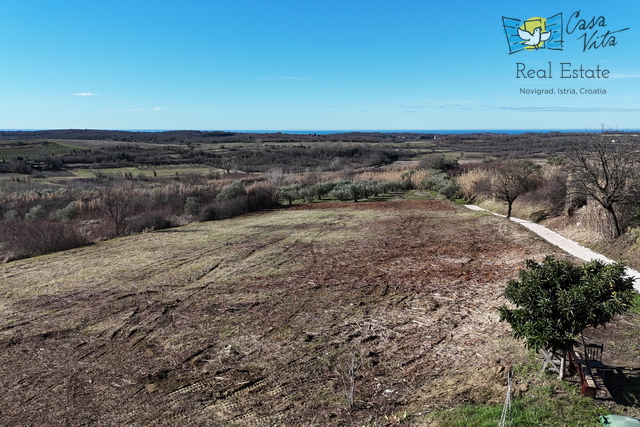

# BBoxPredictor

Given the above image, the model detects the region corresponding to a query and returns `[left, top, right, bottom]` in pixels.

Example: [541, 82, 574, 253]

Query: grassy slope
[0, 200, 613, 426]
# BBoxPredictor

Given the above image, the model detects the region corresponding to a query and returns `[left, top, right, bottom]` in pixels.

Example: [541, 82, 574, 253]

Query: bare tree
[99, 184, 139, 236]
[567, 128, 640, 238]
[491, 160, 542, 218]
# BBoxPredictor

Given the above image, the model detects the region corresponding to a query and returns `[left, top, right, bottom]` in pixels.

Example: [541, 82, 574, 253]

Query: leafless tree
[567, 128, 640, 238]
[491, 160, 542, 218]
[99, 184, 139, 236]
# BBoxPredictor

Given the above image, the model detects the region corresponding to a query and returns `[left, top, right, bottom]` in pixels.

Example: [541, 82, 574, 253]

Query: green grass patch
[0, 140, 83, 160]
[427, 381, 606, 427]
[631, 293, 640, 316]
[71, 166, 222, 179]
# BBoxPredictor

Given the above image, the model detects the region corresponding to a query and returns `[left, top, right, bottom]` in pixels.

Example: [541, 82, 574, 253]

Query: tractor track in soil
[0, 200, 586, 425]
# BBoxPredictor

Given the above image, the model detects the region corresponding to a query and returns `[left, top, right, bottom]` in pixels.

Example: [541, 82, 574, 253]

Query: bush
[126, 213, 173, 233]
[310, 182, 335, 200]
[184, 197, 201, 216]
[49, 201, 80, 221]
[279, 184, 301, 205]
[300, 187, 316, 203]
[378, 181, 403, 194]
[0, 219, 90, 262]
[245, 182, 278, 211]
[4, 210, 18, 220]
[418, 154, 458, 172]
[202, 182, 278, 221]
[25, 205, 47, 221]
[356, 180, 379, 199]
[498, 256, 635, 377]
[330, 183, 355, 202]
[421, 171, 460, 199]
[201, 197, 248, 220]
[216, 180, 246, 201]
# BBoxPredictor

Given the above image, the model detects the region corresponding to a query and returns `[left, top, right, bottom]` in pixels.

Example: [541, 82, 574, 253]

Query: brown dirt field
[580, 314, 640, 419]
[0, 200, 584, 426]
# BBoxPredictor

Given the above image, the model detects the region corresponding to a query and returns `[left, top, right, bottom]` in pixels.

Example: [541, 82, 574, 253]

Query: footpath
[464, 205, 640, 292]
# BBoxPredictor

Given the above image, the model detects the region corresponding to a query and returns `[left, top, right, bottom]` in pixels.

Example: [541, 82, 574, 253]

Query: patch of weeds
[427, 404, 504, 427]
[630, 293, 640, 316]
[426, 364, 607, 427]
[399, 190, 434, 201]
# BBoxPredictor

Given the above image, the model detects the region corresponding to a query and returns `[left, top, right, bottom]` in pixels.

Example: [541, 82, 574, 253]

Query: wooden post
[559, 349, 566, 380]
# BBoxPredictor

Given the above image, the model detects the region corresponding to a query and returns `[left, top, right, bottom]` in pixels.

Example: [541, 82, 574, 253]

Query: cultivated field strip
[0, 201, 571, 426]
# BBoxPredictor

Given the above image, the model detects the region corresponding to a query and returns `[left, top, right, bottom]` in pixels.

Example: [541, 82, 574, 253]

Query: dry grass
[0, 199, 577, 426]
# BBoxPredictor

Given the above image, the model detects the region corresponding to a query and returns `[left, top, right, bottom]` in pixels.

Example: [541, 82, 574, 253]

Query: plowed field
[0, 200, 573, 426]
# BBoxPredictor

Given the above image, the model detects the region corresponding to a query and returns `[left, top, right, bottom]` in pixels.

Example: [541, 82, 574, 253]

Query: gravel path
[465, 205, 640, 292]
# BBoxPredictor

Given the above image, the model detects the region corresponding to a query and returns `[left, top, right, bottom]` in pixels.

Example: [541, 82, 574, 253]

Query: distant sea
[2, 129, 636, 135]
[225, 129, 605, 135]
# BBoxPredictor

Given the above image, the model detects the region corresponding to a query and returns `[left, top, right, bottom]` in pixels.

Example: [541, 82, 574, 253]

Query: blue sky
[1, 0, 639, 131]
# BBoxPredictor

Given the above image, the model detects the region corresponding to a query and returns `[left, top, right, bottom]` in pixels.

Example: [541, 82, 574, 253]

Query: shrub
[418, 154, 458, 172]
[356, 180, 379, 199]
[126, 213, 173, 233]
[330, 183, 355, 202]
[498, 256, 635, 378]
[310, 181, 335, 200]
[0, 219, 90, 262]
[49, 201, 80, 221]
[279, 184, 301, 205]
[245, 182, 278, 211]
[300, 187, 316, 203]
[25, 205, 47, 221]
[216, 180, 246, 201]
[184, 197, 201, 216]
[378, 181, 403, 194]
[518, 167, 568, 217]
[98, 185, 140, 236]
[4, 210, 18, 220]
[421, 171, 460, 199]
[201, 197, 248, 220]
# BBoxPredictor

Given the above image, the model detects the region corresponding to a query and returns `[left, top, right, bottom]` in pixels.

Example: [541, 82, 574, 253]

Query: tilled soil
[0, 200, 579, 426]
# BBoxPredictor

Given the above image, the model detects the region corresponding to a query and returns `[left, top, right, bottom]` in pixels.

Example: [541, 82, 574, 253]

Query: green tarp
[600, 415, 640, 426]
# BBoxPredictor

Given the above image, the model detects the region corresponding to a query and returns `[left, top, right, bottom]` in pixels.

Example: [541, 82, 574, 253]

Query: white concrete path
[464, 204, 640, 292]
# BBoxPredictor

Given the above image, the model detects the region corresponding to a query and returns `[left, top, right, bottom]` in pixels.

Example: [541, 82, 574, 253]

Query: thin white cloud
[259, 76, 311, 81]
[126, 106, 165, 112]
[75, 92, 98, 97]
[493, 106, 640, 113]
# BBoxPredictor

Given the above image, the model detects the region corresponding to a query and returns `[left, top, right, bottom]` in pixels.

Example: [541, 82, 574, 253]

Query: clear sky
[1, 0, 639, 131]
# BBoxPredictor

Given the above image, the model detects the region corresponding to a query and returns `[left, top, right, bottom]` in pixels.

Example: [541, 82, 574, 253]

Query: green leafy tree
[330, 183, 353, 203]
[310, 182, 335, 200]
[49, 201, 80, 221]
[216, 180, 246, 201]
[498, 256, 636, 378]
[184, 197, 201, 216]
[278, 184, 301, 205]
[421, 170, 460, 200]
[25, 205, 47, 221]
